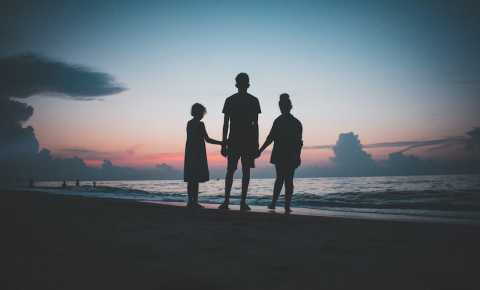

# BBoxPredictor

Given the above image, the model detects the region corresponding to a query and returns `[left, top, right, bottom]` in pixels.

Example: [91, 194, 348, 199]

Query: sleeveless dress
[184, 119, 209, 182]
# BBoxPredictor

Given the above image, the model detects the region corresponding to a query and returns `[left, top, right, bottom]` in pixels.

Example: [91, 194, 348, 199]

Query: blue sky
[2, 0, 479, 167]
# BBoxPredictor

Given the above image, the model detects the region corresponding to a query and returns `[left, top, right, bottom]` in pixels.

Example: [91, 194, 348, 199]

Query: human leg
[269, 165, 285, 209]
[219, 170, 234, 209]
[239, 155, 254, 211]
[284, 169, 295, 213]
[219, 154, 239, 209]
[187, 182, 194, 207]
[192, 182, 199, 203]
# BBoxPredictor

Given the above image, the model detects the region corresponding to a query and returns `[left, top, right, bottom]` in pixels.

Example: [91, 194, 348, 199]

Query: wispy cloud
[55, 146, 184, 168]
[304, 136, 467, 153]
[453, 79, 480, 86]
[58, 144, 143, 160]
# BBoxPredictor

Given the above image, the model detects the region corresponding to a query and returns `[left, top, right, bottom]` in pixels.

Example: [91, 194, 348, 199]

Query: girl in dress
[184, 103, 223, 208]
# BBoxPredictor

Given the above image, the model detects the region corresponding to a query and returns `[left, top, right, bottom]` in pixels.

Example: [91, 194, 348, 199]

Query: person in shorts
[219, 73, 261, 211]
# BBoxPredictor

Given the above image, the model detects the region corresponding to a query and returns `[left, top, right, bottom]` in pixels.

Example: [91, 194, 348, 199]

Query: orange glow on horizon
[59, 142, 459, 170]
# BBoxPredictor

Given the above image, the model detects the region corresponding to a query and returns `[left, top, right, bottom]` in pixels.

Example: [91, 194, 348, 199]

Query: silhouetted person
[75, 179, 80, 187]
[29, 178, 34, 188]
[219, 73, 261, 211]
[184, 103, 223, 208]
[93, 181, 96, 188]
[62, 180, 67, 188]
[258, 94, 303, 214]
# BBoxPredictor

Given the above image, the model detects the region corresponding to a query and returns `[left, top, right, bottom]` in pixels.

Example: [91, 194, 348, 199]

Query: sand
[1, 190, 479, 290]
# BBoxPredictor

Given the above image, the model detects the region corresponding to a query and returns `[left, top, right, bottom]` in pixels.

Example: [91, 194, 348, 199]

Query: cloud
[367, 137, 467, 153]
[0, 53, 126, 100]
[0, 99, 38, 160]
[55, 146, 183, 168]
[385, 152, 427, 175]
[453, 79, 480, 86]
[466, 127, 480, 153]
[330, 132, 377, 175]
[56, 148, 126, 163]
[304, 137, 467, 153]
[0, 53, 126, 181]
[303, 144, 333, 149]
[0, 99, 34, 125]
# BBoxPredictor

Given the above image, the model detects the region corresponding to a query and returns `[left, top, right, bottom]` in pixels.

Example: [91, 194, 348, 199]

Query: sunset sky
[2, 0, 479, 169]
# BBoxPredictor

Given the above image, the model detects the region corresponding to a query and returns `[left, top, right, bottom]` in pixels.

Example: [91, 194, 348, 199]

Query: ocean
[31, 174, 480, 223]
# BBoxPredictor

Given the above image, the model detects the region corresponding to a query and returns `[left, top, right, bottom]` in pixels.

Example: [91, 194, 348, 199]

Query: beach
[2, 190, 479, 290]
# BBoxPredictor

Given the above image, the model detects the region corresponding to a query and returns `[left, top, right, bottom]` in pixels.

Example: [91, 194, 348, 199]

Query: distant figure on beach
[29, 178, 34, 188]
[219, 73, 261, 211]
[93, 181, 96, 188]
[258, 94, 303, 213]
[184, 103, 223, 208]
[75, 179, 80, 187]
[62, 180, 67, 188]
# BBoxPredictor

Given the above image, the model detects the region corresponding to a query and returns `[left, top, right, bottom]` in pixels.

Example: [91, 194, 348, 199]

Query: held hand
[221, 145, 228, 157]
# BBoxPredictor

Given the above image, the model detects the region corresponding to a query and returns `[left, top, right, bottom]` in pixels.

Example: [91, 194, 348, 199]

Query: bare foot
[218, 202, 229, 210]
[240, 203, 251, 211]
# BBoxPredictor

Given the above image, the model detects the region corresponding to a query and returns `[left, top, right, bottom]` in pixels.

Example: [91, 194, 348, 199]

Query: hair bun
[280, 93, 290, 101]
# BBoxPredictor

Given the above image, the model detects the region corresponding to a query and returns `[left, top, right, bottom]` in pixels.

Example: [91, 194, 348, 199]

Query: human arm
[253, 98, 261, 156]
[201, 123, 223, 145]
[205, 131, 223, 145]
[258, 131, 274, 154]
[221, 114, 229, 156]
[257, 122, 275, 157]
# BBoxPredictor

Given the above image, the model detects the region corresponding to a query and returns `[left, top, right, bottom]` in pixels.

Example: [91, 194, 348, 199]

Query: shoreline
[15, 187, 480, 225]
[3, 190, 480, 289]
[145, 201, 480, 225]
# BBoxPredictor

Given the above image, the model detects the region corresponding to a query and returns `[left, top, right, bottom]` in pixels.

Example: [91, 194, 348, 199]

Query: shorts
[227, 152, 255, 170]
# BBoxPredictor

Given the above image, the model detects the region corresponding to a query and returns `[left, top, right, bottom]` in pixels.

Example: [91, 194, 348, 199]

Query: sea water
[32, 174, 480, 223]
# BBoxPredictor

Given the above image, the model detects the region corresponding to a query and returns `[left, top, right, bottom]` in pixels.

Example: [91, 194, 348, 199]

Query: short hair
[235, 72, 249, 85]
[191, 103, 206, 117]
[279, 93, 292, 113]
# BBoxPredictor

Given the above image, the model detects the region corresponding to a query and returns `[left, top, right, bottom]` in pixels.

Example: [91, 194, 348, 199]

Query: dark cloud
[330, 132, 377, 175]
[0, 99, 34, 125]
[385, 152, 428, 175]
[296, 131, 393, 177]
[466, 127, 480, 152]
[97, 160, 180, 181]
[0, 53, 126, 100]
[0, 124, 38, 161]
[0, 99, 39, 161]
[297, 130, 480, 177]
[0, 53, 127, 183]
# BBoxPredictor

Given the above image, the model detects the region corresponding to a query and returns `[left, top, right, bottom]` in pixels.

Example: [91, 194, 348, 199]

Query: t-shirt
[222, 92, 261, 155]
[269, 113, 303, 168]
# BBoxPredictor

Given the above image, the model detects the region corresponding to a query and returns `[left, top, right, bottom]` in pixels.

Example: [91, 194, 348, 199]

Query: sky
[1, 0, 479, 169]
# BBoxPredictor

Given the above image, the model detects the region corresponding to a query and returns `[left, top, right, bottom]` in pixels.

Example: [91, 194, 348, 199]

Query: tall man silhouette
[219, 73, 261, 211]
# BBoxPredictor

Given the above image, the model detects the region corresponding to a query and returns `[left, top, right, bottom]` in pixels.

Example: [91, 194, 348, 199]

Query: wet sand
[2, 190, 479, 290]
